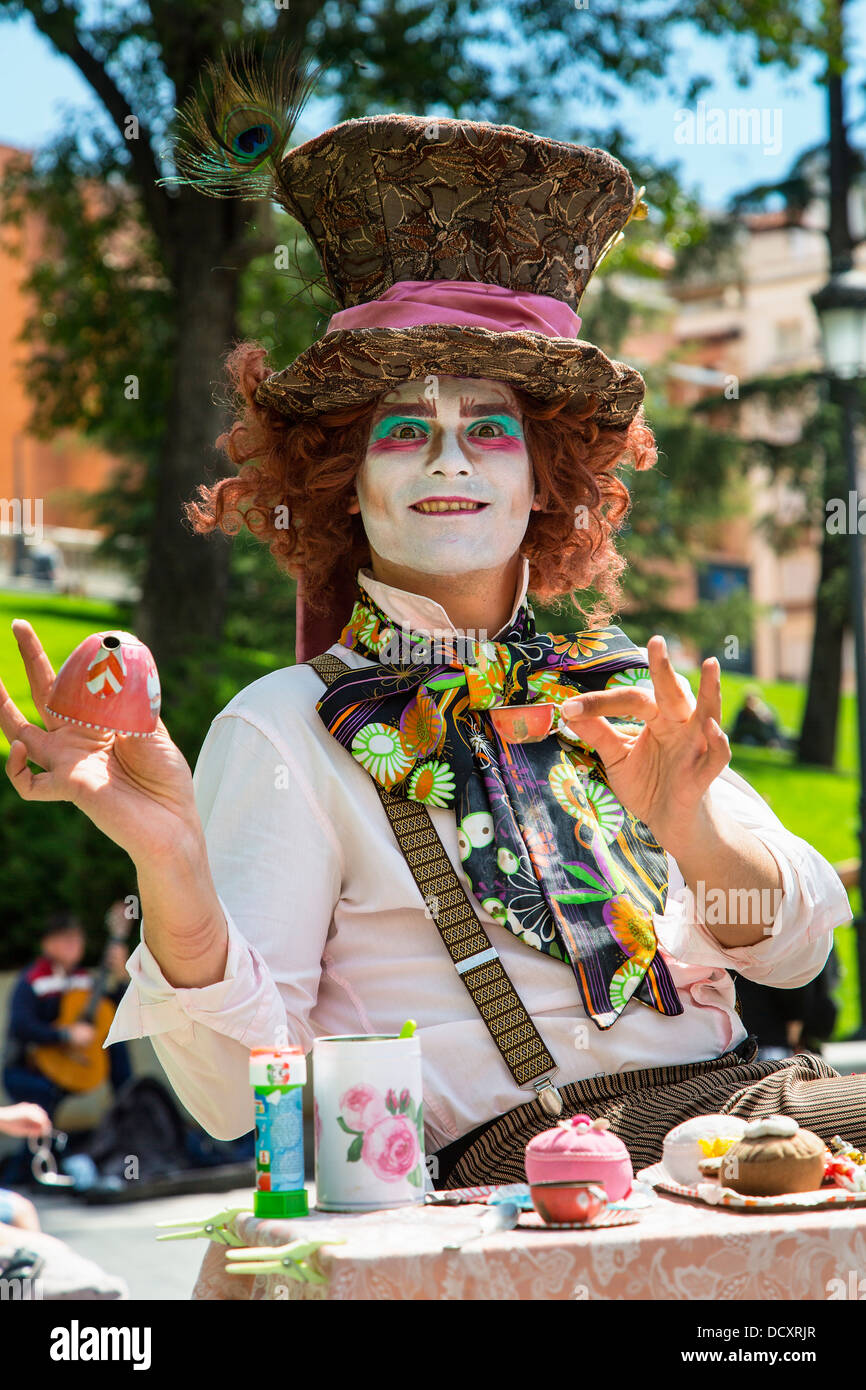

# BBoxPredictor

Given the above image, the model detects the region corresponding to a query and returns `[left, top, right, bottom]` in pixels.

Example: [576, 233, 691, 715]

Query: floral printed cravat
[314, 579, 683, 1029]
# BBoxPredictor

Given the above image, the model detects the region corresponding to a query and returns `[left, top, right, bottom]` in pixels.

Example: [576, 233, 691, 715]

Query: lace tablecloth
[191, 1182, 866, 1300]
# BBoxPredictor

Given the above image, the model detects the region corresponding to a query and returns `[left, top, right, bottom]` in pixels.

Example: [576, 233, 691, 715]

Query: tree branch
[23, 0, 173, 258]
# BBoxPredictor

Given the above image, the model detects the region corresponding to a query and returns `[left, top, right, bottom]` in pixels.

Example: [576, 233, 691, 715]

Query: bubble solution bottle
[249, 1045, 309, 1218]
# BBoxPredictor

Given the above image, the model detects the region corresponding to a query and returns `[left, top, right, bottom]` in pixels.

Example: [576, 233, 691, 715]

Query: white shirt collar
[356, 555, 531, 639]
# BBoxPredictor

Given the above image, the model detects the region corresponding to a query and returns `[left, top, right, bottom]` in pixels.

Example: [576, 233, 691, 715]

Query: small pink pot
[525, 1113, 634, 1201]
[488, 703, 556, 744]
[529, 1181, 608, 1226]
[46, 630, 161, 737]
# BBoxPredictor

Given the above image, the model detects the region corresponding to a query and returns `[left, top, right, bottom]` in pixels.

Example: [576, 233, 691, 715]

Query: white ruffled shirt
[106, 559, 851, 1148]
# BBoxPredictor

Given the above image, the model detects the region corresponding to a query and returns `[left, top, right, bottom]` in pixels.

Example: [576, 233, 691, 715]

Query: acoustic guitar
[30, 908, 132, 1094]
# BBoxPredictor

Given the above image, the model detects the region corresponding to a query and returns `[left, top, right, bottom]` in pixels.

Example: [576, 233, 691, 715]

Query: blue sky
[1, 5, 865, 212]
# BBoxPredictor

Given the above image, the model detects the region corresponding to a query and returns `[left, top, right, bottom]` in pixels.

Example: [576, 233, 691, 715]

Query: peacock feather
[156, 39, 324, 200]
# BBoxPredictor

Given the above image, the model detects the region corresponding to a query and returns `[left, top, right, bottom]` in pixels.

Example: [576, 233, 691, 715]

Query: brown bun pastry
[723, 1115, 826, 1196]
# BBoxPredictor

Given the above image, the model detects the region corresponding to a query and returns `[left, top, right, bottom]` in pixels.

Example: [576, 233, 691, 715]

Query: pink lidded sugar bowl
[525, 1113, 634, 1208]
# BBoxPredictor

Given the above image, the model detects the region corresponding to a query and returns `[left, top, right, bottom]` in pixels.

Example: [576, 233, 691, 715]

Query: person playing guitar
[3, 906, 132, 1123]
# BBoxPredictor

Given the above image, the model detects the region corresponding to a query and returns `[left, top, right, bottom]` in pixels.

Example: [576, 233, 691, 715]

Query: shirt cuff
[104, 893, 287, 1049]
[656, 823, 850, 986]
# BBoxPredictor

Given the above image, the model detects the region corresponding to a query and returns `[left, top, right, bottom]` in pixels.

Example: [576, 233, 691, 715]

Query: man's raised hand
[1, 620, 204, 864]
[559, 634, 731, 851]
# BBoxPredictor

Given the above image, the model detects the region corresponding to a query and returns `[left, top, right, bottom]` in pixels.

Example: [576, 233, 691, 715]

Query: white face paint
[347, 376, 541, 575]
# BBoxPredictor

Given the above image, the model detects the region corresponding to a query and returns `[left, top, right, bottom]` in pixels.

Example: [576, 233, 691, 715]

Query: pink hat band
[325, 279, 581, 339]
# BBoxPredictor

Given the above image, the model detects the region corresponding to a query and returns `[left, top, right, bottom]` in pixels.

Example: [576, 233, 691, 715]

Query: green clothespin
[155, 1205, 252, 1247]
[398, 1019, 417, 1038]
[224, 1237, 345, 1282]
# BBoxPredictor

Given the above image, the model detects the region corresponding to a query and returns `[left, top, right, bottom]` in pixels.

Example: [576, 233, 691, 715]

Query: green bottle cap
[254, 1188, 309, 1219]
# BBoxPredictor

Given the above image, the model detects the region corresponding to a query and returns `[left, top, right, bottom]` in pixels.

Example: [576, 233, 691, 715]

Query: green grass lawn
[1, 592, 863, 1036]
[0, 592, 132, 714]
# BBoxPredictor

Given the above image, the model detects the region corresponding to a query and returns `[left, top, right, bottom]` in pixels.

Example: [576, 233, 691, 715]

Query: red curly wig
[185, 341, 658, 627]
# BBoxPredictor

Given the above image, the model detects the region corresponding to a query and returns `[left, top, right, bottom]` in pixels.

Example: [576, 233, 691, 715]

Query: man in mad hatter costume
[2, 45, 862, 1187]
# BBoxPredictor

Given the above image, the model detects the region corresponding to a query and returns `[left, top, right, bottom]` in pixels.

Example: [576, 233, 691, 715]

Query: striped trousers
[432, 1037, 866, 1189]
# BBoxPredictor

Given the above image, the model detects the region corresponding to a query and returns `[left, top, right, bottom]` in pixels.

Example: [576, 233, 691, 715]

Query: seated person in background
[0, 1102, 51, 1231]
[729, 687, 792, 751]
[3, 910, 132, 1122]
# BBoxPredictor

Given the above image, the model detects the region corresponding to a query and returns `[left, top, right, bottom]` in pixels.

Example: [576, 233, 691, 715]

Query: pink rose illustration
[339, 1084, 388, 1133]
[361, 1115, 420, 1183]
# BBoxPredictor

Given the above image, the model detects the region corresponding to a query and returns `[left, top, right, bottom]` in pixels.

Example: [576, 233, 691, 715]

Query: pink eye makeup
[467, 414, 524, 448]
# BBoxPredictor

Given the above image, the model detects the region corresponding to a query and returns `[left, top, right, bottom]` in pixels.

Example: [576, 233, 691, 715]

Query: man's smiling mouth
[410, 498, 490, 514]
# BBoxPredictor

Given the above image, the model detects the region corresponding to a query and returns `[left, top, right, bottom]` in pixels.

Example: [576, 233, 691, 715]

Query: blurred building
[0, 143, 137, 601]
[615, 170, 866, 687]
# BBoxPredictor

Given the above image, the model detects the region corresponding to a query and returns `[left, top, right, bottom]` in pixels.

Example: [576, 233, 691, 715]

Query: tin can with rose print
[312, 1034, 426, 1211]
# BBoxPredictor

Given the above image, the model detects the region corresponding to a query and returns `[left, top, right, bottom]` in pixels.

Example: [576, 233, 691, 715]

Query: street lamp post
[811, 266, 866, 1035]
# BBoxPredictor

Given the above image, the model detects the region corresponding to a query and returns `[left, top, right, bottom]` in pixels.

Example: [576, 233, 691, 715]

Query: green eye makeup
[371, 413, 523, 441]
[472, 414, 522, 436]
[371, 415, 430, 441]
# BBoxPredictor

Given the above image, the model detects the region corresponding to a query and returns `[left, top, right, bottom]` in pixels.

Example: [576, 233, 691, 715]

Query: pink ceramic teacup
[529, 1181, 608, 1226]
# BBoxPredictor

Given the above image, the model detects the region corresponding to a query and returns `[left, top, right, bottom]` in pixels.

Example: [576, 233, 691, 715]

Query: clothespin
[224, 1237, 345, 1282]
[155, 1206, 252, 1247]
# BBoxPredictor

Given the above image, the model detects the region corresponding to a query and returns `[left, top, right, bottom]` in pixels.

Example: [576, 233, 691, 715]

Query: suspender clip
[533, 1078, 563, 1117]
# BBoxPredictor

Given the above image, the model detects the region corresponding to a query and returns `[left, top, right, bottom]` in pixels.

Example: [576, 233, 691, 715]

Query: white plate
[637, 1161, 866, 1211]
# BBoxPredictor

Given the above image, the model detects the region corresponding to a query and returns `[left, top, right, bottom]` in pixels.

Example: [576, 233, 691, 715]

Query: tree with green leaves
[0, 0, 827, 672]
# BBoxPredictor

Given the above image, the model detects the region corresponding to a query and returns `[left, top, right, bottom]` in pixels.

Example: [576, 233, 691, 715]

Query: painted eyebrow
[370, 400, 521, 425]
[462, 403, 521, 421]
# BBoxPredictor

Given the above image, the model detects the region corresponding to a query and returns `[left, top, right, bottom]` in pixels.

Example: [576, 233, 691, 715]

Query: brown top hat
[160, 44, 650, 658]
[253, 113, 648, 428]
